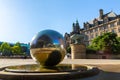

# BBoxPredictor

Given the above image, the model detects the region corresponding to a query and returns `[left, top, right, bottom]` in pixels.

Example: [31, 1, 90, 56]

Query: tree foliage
[0, 42, 26, 56]
[0, 42, 12, 56]
[14, 42, 22, 54]
[66, 46, 71, 54]
[88, 32, 120, 54]
[11, 46, 21, 55]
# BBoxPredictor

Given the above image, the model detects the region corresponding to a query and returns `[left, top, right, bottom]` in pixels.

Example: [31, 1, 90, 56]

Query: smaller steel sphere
[30, 29, 66, 66]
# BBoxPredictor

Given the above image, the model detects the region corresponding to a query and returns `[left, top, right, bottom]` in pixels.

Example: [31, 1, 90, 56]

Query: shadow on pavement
[80, 70, 120, 80]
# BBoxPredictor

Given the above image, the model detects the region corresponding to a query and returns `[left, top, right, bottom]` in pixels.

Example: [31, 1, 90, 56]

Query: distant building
[64, 9, 120, 46]
[83, 9, 120, 45]
[20, 43, 30, 55]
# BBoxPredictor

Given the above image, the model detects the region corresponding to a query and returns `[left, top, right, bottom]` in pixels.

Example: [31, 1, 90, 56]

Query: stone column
[70, 44, 86, 59]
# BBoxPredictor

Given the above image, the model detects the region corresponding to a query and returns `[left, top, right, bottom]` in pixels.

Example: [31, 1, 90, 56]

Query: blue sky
[0, 0, 120, 43]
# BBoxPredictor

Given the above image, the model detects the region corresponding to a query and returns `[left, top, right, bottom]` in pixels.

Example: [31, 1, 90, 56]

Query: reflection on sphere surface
[30, 30, 66, 66]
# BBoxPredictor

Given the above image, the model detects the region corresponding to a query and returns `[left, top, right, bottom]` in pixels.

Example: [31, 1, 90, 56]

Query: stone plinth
[70, 44, 86, 59]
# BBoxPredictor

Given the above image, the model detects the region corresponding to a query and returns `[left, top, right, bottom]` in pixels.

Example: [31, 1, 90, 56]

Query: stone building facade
[64, 9, 120, 46]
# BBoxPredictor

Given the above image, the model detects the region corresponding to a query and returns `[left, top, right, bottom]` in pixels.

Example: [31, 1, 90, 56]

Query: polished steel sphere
[30, 30, 66, 66]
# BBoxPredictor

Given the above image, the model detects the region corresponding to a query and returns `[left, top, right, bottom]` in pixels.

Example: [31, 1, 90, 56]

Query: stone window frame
[110, 23, 115, 27]
[95, 33, 98, 37]
[112, 29, 114, 33]
[90, 29, 93, 33]
[104, 25, 108, 30]
[95, 28, 98, 32]
[111, 29, 116, 33]
[85, 31, 87, 34]
[93, 18, 98, 26]
[103, 16, 109, 23]
[99, 26, 104, 30]
[118, 27, 120, 32]
[85, 27, 87, 30]
[100, 32, 102, 36]
[117, 20, 120, 25]
[94, 21, 98, 26]
[105, 30, 108, 33]
[90, 34, 94, 39]
[84, 35, 89, 40]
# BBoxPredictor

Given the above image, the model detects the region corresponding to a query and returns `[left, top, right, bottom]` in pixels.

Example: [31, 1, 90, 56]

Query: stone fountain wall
[70, 44, 86, 59]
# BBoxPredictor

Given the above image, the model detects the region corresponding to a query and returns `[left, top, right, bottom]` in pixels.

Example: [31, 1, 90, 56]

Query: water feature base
[0, 64, 99, 80]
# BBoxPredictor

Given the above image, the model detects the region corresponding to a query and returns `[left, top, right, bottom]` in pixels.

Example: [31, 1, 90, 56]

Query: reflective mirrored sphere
[30, 30, 66, 66]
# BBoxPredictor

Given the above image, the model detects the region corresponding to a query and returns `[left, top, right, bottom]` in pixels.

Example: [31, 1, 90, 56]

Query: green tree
[11, 46, 20, 55]
[11, 42, 22, 55]
[0, 42, 12, 56]
[88, 35, 103, 50]
[88, 32, 120, 54]
[66, 46, 71, 53]
[15, 42, 21, 47]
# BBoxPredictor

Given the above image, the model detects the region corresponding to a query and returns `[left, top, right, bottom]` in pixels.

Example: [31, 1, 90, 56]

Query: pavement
[62, 59, 120, 80]
[0, 59, 120, 80]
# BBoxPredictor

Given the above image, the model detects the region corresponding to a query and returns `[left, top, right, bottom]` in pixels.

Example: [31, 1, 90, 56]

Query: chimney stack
[99, 9, 103, 19]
